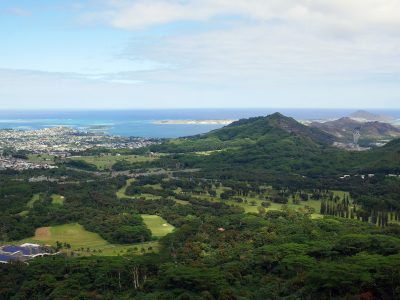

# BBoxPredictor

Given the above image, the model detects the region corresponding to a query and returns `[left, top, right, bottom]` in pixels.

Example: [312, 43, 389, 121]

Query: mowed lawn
[116, 178, 135, 198]
[19, 223, 160, 256]
[27, 193, 42, 208]
[116, 179, 161, 201]
[194, 187, 350, 219]
[21, 223, 108, 248]
[225, 198, 323, 216]
[51, 194, 65, 205]
[141, 214, 175, 237]
[68, 155, 155, 170]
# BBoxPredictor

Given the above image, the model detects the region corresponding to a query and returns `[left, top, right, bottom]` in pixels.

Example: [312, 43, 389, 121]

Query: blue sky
[1, 0, 400, 109]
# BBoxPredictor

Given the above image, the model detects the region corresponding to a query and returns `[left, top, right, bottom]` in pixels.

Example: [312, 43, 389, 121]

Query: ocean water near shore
[0, 108, 399, 138]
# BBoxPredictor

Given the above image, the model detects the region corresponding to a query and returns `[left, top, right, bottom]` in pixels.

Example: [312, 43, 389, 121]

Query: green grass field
[116, 179, 164, 201]
[116, 178, 136, 199]
[27, 193, 42, 208]
[224, 190, 350, 218]
[224, 198, 322, 216]
[51, 194, 65, 205]
[117, 179, 190, 204]
[68, 155, 155, 170]
[17, 193, 42, 216]
[17, 193, 64, 216]
[173, 199, 191, 205]
[141, 214, 175, 237]
[18, 223, 159, 256]
[181, 186, 351, 219]
[23, 223, 108, 248]
[119, 179, 351, 220]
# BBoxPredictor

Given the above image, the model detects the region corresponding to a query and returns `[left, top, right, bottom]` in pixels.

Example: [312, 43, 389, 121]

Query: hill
[355, 138, 400, 173]
[211, 113, 335, 145]
[152, 112, 335, 153]
[349, 110, 395, 122]
[310, 117, 400, 144]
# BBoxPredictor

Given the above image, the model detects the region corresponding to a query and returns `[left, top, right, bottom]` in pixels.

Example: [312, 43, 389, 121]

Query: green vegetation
[68, 154, 156, 170]
[51, 194, 64, 205]
[152, 114, 400, 178]
[1, 113, 400, 299]
[0, 176, 152, 244]
[18, 223, 159, 257]
[2, 213, 400, 299]
[26, 193, 42, 208]
[141, 214, 174, 237]
[27, 154, 56, 164]
[116, 178, 135, 198]
[21, 223, 108, 248]
[151, 113, 334, 153]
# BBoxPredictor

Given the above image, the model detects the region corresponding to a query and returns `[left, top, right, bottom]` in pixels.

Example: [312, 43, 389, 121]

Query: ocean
[0, 109, 399, 138]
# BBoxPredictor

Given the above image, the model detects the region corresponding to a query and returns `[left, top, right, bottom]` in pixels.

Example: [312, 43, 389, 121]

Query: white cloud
[84, 0, 400, 83]
[88, 0, 400, 34]
[119, 23, 400, 87]
[2, 1, 400, 108]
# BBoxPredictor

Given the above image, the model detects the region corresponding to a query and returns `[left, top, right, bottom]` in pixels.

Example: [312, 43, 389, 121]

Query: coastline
[153, 119, 236, 125]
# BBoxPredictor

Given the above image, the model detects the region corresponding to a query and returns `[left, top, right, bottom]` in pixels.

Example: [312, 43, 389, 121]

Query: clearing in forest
[68, 155, 155, 170]
[18, 223, 159, 256]
[116, 178, 136, 198]
[51, 194, 65, 205]
[23, 223, 107, 248]
[141, 214, 175, 237]
[27, 193, 42, 208]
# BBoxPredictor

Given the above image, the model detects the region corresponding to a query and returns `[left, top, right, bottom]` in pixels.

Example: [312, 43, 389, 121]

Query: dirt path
[35, 227, 51, 240]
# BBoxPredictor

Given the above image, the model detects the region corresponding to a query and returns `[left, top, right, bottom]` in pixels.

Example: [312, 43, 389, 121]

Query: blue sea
[0, 109, 399, 138]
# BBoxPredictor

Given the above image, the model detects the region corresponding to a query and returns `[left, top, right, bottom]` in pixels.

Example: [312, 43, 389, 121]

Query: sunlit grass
[68, 154, 156, 170]
[18, 223, 159, 256]
[141, 214, 175, 237]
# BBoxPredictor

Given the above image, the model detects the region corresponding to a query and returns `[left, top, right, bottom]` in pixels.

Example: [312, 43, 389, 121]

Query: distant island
[154, 119, 236, 125]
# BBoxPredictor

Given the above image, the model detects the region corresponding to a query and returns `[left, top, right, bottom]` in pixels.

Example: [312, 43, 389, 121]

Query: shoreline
[153, 119, 236, 125]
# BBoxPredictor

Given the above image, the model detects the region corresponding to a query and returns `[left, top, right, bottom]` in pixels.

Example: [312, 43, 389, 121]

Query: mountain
[151, 113, 343, 176]
[310, 117, 400, 144]
[152, 112, 335, 153]
[349, 110, 395, 122]
[211, 112, 335, 145]
[151, 112, 400, 177]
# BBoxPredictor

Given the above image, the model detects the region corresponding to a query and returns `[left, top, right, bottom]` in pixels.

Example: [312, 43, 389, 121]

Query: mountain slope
[152, 113, 335, 153]
[150, 113, 400, 177]
[355, 138, 400, 172]
[349, 110, 395, 122]
[310, 117, 400, 143]
[212, 113, 335, 145]
[178, 134, 400, 178]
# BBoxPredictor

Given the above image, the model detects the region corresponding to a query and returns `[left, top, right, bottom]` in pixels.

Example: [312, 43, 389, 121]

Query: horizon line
[1, 107, 399, 111]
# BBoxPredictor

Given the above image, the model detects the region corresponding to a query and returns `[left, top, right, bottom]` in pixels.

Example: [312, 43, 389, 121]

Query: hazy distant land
[154, 119, 237, 125]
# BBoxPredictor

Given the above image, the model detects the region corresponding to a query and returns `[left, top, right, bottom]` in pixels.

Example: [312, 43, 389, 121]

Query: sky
[1, 0, 400, 109]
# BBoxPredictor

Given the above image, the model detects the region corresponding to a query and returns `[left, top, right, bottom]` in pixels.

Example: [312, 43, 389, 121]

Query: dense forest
[2, 211, 400, 299]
